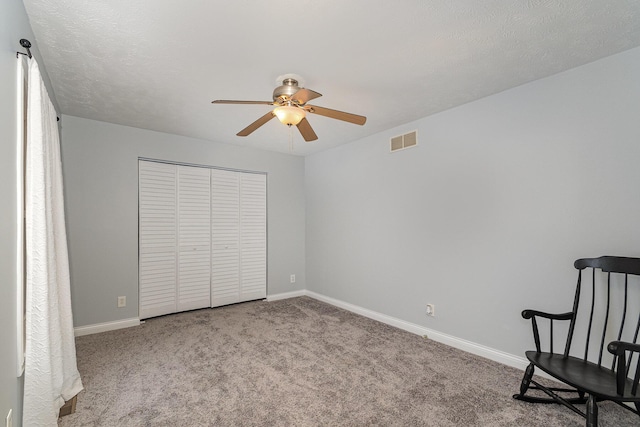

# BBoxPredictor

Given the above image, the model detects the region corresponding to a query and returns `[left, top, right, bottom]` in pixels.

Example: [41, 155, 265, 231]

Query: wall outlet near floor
[117, 296, 126, 308]
[426, 304, 435, 317]
[290, 274, 296, 283]
[6, 409, 12, 427]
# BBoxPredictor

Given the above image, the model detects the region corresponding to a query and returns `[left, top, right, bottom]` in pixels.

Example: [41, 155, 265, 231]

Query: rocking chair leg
[586, 395, 598, 427]
[519, 363, 535, 396]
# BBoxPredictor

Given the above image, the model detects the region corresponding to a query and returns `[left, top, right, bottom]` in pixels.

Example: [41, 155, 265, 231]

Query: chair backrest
[565, 256, 640, 373]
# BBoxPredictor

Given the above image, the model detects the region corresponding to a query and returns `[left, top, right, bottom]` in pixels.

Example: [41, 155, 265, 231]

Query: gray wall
[1, 1, 58, 424]
[305, 46, 640, 358]
[60, 116, 306, 327]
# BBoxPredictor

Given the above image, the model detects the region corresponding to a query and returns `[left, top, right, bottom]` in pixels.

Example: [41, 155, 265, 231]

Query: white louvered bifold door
[177, 166, 211, 312]
[210, 169, 241, 307]
[240, 173, 267, 301]
[139, 161, 177, 319]
[141, 161, 266, 317]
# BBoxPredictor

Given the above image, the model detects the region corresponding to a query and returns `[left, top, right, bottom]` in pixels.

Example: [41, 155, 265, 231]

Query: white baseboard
[304, 290, 535, 374]
[266, 290, 307, 302]
[74, 317, 140, 337]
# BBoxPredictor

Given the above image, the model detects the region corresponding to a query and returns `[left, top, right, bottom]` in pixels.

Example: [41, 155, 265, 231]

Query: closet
[138, 160, 266, 319]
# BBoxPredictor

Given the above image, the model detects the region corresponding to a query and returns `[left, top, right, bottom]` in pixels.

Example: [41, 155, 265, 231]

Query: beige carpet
[59, 297, 637, 426]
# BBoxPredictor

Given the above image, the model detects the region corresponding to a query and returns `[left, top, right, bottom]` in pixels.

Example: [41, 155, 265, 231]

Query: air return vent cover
[390, 131, 417, 152]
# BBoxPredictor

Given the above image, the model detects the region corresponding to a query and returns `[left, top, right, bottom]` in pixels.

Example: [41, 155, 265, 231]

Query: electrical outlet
[6, 409, 12, 427]
[426, 304, 435, 317]
[290, 274, 296, 283]
[117, 296, 126, 308]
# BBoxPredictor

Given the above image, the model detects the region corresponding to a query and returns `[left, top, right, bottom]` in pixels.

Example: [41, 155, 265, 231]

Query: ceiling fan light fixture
[274, 106, 305, 126]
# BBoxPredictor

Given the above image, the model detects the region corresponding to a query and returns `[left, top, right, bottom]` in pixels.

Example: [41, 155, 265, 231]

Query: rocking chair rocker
[513, 256, 640, 427]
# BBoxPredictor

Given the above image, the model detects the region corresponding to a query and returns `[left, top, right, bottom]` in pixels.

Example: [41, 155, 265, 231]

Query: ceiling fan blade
[237, 111, 275, 137]
[307, 105, 366, 125]
[296, 117, 318, 142]
[291, 88, 322, 105]
[212, 100, 274, 105]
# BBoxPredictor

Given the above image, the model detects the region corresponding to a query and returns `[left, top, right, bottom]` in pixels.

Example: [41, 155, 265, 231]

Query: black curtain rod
[17, 39, 61, 121]
[17, 39, 32, 59]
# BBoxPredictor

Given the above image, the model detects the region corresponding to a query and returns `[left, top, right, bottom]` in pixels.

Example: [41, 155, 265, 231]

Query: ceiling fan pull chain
[288, 124, 294, 153]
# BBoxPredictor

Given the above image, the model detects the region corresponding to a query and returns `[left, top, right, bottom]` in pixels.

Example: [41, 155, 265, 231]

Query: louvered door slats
[139, 161, 177, 319]
[177, 166, 211, 312]
[211, 169, 241, 307]
[240, 174, 267, 299]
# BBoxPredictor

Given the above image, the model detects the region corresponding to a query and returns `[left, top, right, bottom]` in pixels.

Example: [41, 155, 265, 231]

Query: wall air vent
[390, 131, 417, 152]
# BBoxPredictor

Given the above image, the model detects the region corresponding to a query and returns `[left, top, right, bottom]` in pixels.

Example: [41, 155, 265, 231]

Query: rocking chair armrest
[521, 310, 573, 321]
[607, 340, 640, 396]
[607, 340, 640, 356]
[522, 310, 574, 353]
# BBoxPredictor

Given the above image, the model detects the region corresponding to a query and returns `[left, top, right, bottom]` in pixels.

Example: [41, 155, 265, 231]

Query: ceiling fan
[212, 78, 366, 142]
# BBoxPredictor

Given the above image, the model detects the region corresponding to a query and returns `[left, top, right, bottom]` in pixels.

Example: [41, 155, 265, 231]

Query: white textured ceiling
[22, 0, 640, 156]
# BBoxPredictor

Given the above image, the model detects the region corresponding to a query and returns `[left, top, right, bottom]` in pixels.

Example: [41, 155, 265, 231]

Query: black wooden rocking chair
[513, 256, 640, 427]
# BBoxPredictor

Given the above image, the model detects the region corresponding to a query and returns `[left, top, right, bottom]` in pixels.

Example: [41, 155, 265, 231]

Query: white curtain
[22, 58, 83, 427]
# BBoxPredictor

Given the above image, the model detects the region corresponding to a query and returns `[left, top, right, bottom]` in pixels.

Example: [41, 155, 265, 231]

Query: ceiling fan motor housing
[273, 78, 300, 103]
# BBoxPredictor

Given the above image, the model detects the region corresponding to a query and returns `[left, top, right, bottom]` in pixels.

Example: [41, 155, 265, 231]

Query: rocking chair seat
[526, 351, 640, 402]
